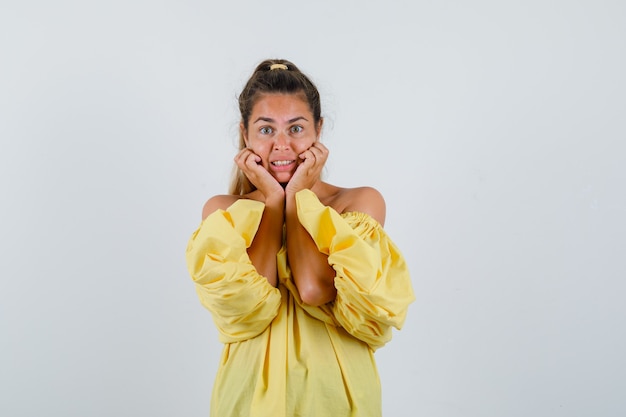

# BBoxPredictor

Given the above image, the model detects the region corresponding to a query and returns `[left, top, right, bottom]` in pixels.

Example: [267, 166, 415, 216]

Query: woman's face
[242, 93, 322, 184]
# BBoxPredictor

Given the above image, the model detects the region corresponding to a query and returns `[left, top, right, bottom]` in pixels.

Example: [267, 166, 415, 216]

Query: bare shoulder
[341, 186, 386, 226]
[201, 194, 241, 220]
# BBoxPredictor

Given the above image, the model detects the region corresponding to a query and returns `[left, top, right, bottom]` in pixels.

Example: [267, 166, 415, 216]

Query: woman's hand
[283, 141, 336, 306]
[234, 148, 284, 202]
[285, 142, 329, 196]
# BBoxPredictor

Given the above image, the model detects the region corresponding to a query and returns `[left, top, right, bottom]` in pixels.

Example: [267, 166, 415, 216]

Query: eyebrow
[253, 116, 309, 124]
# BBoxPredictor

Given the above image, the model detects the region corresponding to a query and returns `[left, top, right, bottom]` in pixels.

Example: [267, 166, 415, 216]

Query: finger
[311, 142, 329, 160]
[234, 148, 250, 164]
[234, 152, 248, 169]
[235, 149, 260, 167]
[312, 141, 328, 152]
[298, 151, 315, 166]
[308, 146, 324, 160]
[300, 147, 325, 165]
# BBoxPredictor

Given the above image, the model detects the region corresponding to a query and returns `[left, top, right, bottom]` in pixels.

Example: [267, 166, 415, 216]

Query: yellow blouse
[185, 189, 414, 417]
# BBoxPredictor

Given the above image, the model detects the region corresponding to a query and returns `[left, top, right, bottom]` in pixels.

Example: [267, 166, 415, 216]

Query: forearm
[248, 196, 284, 286]
[285, 192, 336, 306]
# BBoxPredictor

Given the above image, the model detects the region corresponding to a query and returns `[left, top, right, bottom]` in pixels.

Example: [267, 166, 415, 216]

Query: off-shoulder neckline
[340, 210, 382, 228]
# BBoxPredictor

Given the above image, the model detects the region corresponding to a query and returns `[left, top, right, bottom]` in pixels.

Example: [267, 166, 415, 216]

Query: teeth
[272, 160, 293, 166]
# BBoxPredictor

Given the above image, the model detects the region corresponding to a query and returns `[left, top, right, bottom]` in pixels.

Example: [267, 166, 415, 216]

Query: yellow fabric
[186, 189, 415, 417]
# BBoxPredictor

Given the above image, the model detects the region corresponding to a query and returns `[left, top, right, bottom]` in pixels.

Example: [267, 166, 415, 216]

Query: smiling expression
[242, 93, 322, 184]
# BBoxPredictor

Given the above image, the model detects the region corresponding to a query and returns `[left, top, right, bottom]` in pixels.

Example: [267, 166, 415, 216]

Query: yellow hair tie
[269, 63, 288, 70]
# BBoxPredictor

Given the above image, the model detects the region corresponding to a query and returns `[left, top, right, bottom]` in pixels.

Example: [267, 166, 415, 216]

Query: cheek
[249, 140, 270, 154]
[294, 138, 316, 153]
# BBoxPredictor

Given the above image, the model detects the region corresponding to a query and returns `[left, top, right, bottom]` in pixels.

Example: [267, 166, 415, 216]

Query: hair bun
[269, 63, 288, 71]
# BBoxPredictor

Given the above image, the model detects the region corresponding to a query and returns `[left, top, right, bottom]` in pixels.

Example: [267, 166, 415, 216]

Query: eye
[290, 125, 303, 134]
[259, 126, 273, 135]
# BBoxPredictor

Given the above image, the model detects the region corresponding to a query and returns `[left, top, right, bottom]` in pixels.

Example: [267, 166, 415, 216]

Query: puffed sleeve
[185, 199, 281, 343]
[295, 189, 415, 350]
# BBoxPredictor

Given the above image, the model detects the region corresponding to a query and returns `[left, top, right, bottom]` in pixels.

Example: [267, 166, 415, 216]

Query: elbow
[297, 279, 337, 307]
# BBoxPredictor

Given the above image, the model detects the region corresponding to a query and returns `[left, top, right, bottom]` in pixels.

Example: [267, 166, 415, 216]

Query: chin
[273, 173, 293, 184]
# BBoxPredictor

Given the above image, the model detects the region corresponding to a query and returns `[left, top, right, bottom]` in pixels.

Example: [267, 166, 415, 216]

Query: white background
[1, 1, 625, 416]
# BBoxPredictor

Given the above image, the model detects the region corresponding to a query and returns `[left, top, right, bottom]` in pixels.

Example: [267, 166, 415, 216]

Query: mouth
[271, 160, 296, 167]
[269, 159, 298, 177]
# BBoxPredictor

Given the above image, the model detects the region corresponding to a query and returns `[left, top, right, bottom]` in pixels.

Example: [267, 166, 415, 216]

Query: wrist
[264, 192, 285, 207]
[284, 189, 298, 200]
[284, 191, 298, 213]
[285, 183, 306, 199]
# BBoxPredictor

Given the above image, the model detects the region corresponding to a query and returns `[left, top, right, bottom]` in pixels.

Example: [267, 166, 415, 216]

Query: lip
[269, 159, 297, 172]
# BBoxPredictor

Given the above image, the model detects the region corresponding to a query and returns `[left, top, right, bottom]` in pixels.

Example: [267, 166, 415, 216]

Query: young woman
[186, 59, 414, 417]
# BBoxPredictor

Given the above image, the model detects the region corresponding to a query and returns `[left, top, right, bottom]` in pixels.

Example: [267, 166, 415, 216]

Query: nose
[273, 132, 290, 150]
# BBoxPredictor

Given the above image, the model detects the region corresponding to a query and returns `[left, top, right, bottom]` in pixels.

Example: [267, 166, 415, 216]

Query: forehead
[251, 93, 312, 119]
